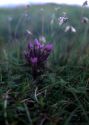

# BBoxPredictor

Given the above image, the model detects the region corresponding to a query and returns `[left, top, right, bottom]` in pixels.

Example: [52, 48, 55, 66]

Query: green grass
[1, 3, 89, 125]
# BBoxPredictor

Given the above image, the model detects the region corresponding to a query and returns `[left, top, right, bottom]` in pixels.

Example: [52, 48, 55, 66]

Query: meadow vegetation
[0, 3, 89, 125]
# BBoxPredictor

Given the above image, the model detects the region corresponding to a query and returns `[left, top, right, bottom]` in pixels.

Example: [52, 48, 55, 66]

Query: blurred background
[0, 0, 89, 65]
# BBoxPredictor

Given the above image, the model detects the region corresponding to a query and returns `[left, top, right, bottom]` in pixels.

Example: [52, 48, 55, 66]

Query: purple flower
[34, 39, 40, 47]
[30, 57, 38, 65]
[44, 44, 53, 52]
[24, 39, 53, 78]
[25, 39, 53, 63]
[28, 42, 33, 49]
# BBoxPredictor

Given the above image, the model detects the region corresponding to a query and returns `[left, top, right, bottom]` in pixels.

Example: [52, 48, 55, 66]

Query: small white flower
[81, 17, 89, 23]
[71, 27, 76, 33]
[26, 30, 33, 35]
[39, 36, 46, 43]
[65, 25, 76, 33]
[58, 16, 68, 26]
[58, 17, 64, 25]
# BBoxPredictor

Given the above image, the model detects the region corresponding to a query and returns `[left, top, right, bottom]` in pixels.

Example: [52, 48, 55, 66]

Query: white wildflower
[26, 30, 33, 35]
[39, 35, 46, 43]
[65, 25, 76, 33]
[81, 17, 89, 23]
[58, 16, 68, 26]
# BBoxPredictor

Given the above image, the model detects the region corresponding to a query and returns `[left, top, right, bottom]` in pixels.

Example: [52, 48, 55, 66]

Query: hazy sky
[0, 0, 88, 6]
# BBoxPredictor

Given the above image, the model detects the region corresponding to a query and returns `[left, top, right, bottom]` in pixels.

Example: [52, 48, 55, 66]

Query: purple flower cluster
[25, 39, 53, 69]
